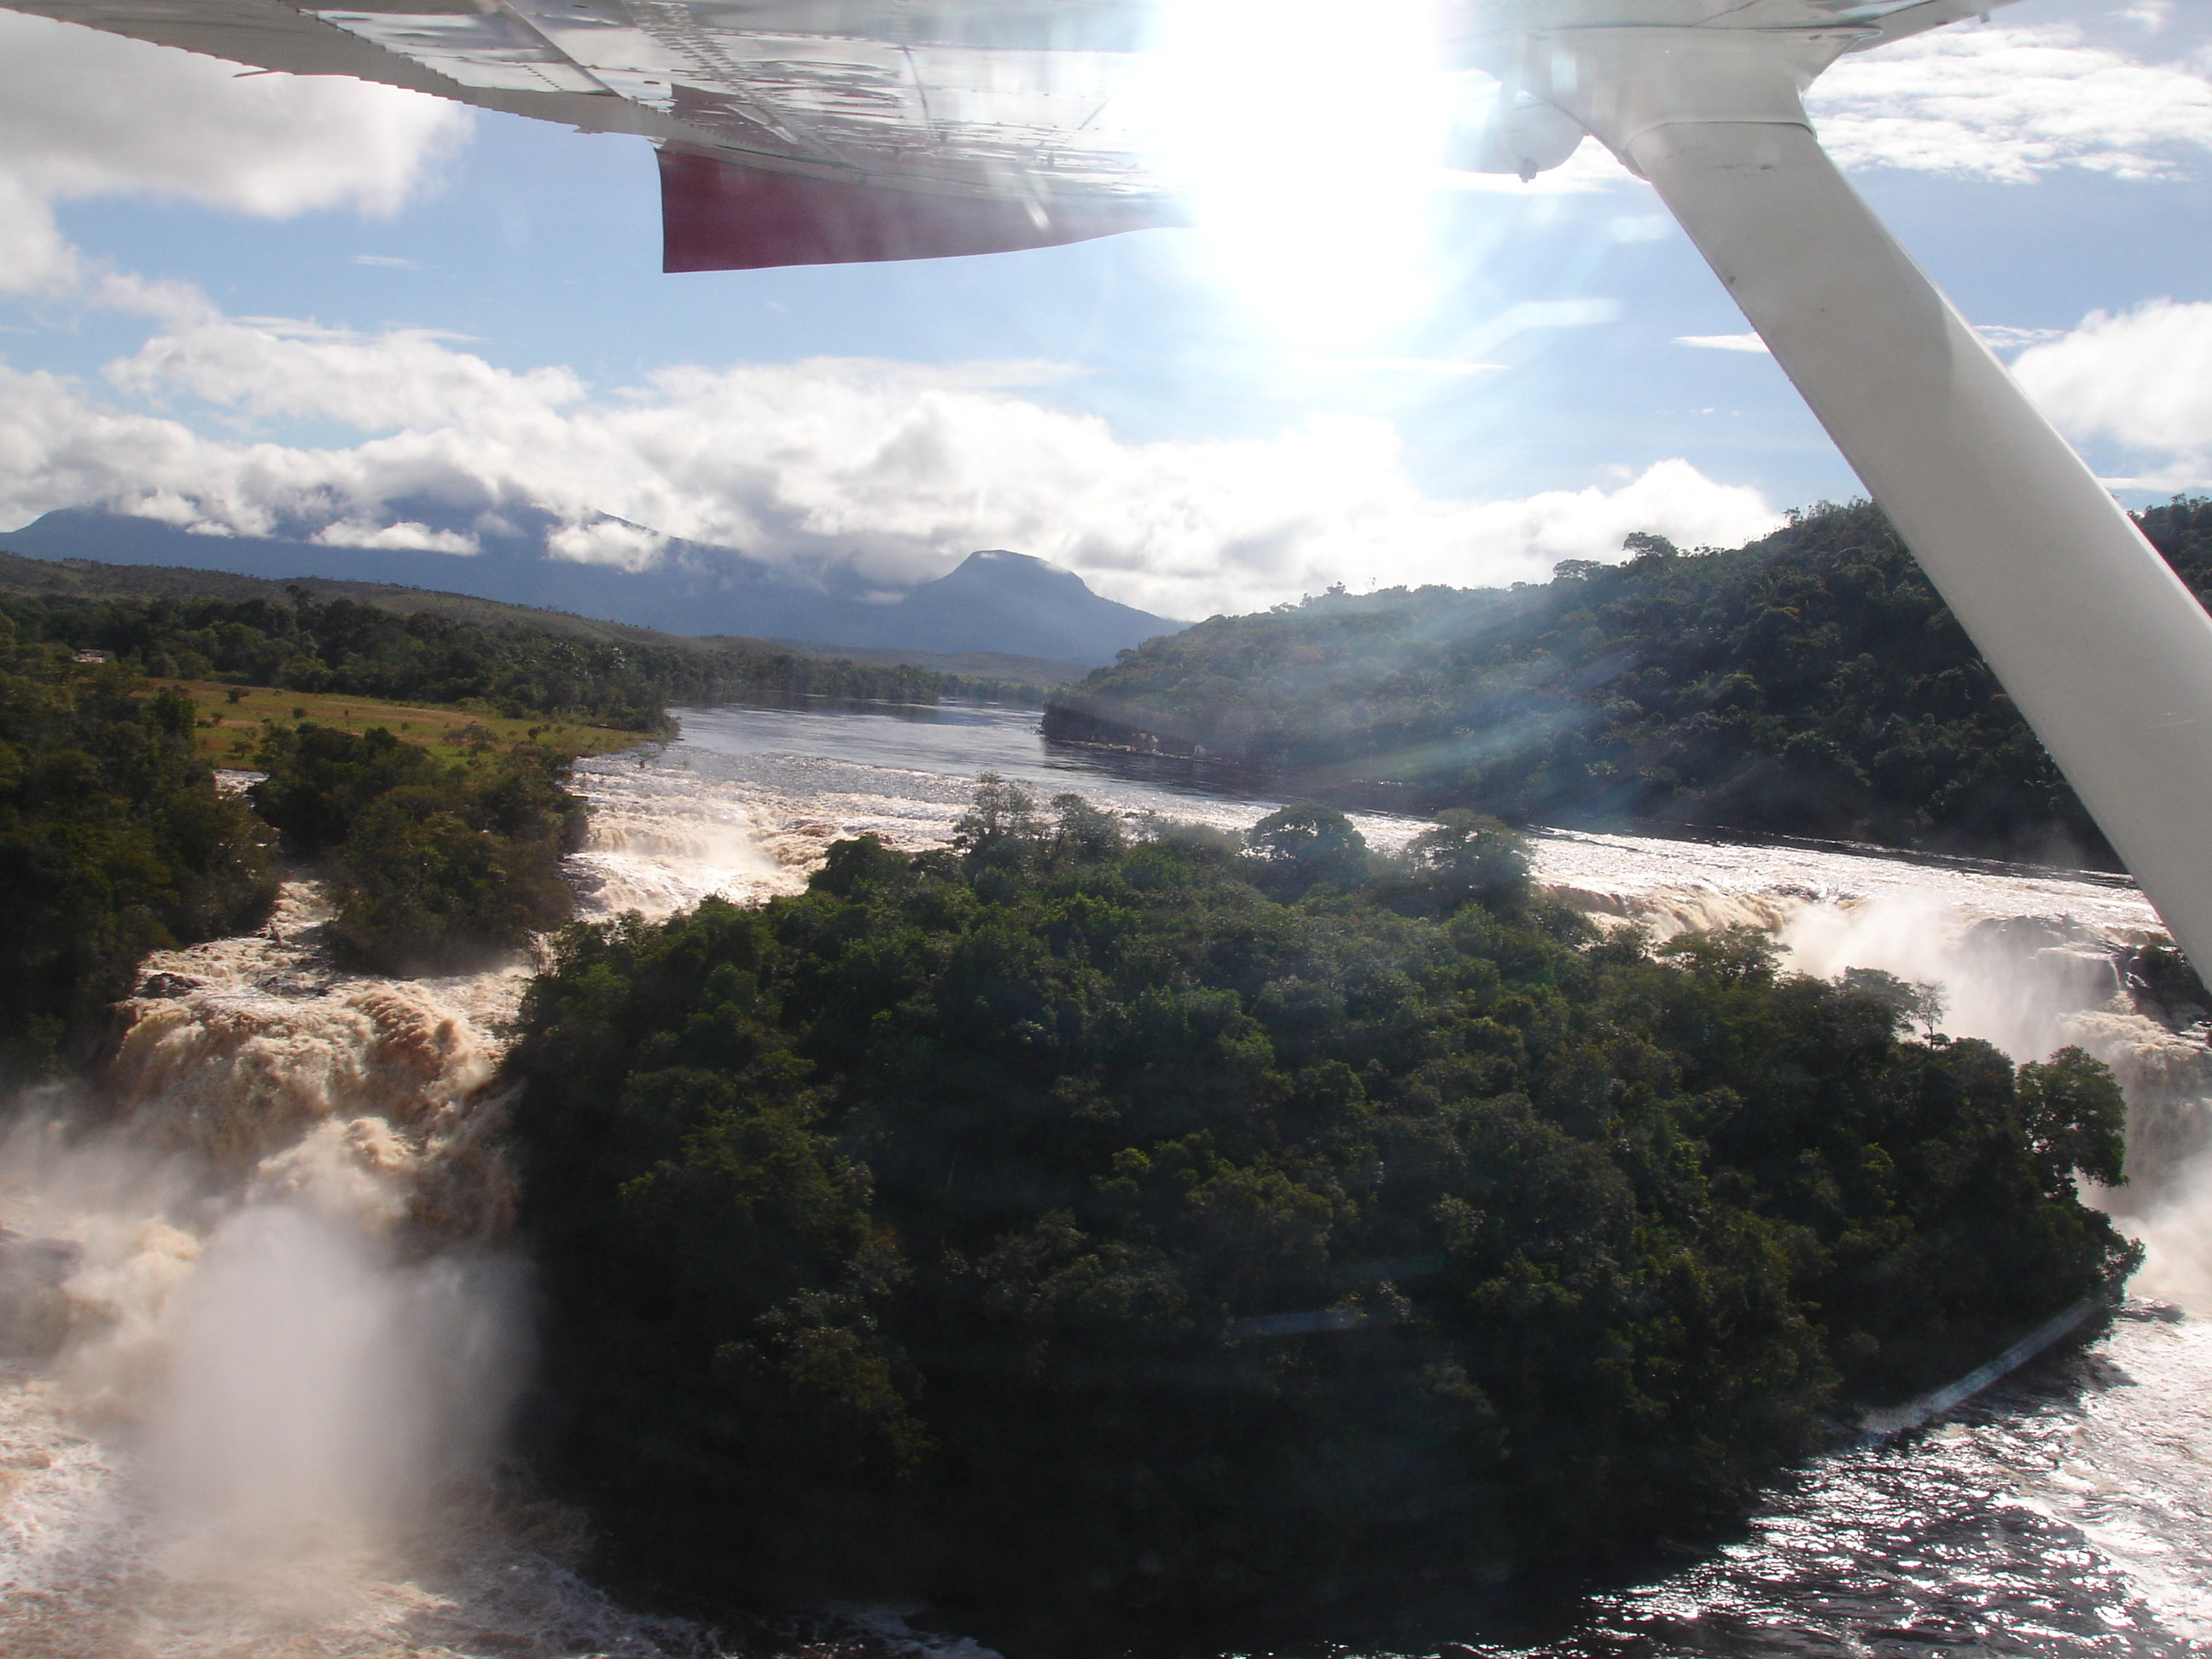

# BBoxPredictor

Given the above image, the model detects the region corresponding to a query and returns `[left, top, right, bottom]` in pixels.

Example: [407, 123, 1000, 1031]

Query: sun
[1136, 0, 1469, 351]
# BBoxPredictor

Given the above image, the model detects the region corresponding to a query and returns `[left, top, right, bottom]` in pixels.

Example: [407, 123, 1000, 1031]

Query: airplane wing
[5, 1, 2027, 271]
[4, 0, 1184, 267]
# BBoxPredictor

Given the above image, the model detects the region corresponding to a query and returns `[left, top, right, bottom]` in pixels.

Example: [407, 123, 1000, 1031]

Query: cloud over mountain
[3, 308, 1780, 619]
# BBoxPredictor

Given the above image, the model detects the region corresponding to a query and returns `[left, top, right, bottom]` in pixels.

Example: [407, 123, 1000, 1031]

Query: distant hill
[0, 545, 731, 650]
[1043, 498, 2212, 871]
[743, 639, 1088, 690]
[0, 548, 1086, 688]
[0, 556, 991, 731]
[848, 549, 1177, 665]
[3, 508, 1185, 667]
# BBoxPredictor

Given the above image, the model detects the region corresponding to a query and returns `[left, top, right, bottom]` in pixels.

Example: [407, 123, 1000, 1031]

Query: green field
[151, 678, 654, 767]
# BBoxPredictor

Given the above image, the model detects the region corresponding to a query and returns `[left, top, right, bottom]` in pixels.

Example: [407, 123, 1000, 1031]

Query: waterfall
[0, 873, 708, 1657]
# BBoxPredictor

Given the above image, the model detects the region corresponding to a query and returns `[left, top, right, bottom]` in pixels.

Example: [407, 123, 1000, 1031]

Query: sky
[0, 0, 2209, 621]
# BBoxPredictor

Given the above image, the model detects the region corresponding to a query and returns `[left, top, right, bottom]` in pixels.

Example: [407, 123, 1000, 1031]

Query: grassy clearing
[144, 679, 656, 767]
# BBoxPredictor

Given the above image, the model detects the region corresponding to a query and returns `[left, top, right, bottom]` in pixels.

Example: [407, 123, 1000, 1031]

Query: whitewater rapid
[0, 864, 732, 1656]
[1, 699, 2209, 1657]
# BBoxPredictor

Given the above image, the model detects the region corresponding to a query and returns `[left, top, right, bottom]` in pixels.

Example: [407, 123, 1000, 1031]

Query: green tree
[0, 656, 273, 1075]
[952, 771, 1045, 866]
[1245, 800, 1370, 895]
[1040, 499, 2194, 870]
[1403, 807, 1530, 913]
[2017, 1045, 2130, 1193]
[253, 723, 580, 973]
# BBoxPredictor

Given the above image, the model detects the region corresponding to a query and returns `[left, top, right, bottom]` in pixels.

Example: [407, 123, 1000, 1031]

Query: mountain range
[2, 507, 1184, 667]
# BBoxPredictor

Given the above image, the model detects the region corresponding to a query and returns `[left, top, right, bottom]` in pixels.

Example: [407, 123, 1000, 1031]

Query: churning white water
[0, 869, 728, 1657]
[4, 697, 2211, 1657]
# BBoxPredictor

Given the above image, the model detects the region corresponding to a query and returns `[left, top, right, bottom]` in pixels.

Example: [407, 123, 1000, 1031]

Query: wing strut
[1535, 25, 2212, 964]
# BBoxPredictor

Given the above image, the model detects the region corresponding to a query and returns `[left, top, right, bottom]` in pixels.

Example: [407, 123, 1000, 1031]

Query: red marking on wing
[658, 149, 1173, 271]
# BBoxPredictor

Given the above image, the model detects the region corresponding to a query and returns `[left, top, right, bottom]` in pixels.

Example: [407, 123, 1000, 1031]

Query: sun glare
[1135, 0, 1464, 351]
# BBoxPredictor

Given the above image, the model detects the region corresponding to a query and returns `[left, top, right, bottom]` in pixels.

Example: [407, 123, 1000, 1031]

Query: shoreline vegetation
[1042, 498, 2212, 872]
[0, 579, 1033, 1068]
[0, 511, 2172, 1644]
[0, 626, 276, 1075]
[3, 581, 1044, 735]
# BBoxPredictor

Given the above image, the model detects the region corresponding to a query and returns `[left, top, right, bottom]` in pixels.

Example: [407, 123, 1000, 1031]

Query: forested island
[507, 779, 2135, 1641]
[1044, 498, 2212, 870]
[0, 635, 587, 1068]
[0, 622, 275, 1075]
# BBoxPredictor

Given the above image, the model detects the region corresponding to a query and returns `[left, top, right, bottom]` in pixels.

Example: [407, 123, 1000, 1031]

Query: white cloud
[312, 518, 477, 555]
[0, 175, 81, 297]
[2013, 298, 2212, 484]
[546, 519, 669, 572]
[1677, 334, 1770, 354]
[0, 10, 466, 295]
[0, 312, 1779, 619]
[1811, 22, 2212, 181]
[105, 316, 584, 431]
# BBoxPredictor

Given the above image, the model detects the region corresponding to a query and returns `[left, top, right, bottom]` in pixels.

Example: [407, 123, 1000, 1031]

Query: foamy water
[0, 867, 738, 1658]
[3, 699, 2210, 1657]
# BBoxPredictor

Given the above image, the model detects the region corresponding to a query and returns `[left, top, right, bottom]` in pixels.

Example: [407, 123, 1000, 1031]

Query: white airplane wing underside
[4, 0, 2021, 268]
[6, 0, 1184, 266]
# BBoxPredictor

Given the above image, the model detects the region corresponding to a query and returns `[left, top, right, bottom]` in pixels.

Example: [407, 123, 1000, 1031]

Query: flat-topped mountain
[874, 549, 1174, 663]
[3, 509, 1185, 667]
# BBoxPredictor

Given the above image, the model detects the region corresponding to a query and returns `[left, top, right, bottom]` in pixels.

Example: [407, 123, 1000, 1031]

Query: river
[2, 696, 2207, 1657]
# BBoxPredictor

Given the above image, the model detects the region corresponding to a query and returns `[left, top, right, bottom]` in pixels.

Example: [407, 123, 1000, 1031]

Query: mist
[0, 892, 545, 1654]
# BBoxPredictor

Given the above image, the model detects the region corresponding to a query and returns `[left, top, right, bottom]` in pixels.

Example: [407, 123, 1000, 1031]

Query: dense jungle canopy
[0, 587, 953, 732]
[507, 780, 2134, 1639]
[1043, 498, 2212, 870]
[0, 632, 274, 1074]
